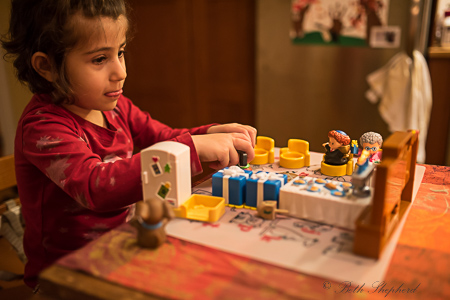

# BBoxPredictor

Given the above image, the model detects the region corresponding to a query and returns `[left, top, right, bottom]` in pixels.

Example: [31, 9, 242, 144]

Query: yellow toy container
[173, 194, 225, 223]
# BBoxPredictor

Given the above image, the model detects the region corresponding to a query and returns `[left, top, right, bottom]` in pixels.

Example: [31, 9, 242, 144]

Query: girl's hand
[192, 132, 255, 170]
[207, 123, 257, 148]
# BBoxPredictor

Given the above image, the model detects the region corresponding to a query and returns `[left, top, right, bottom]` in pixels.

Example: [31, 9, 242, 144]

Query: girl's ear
[31, 52, 55, 82]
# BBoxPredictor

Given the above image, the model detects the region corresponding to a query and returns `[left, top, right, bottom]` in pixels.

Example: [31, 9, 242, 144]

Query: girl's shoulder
[18, 94, 81, 132]
[19, 94, 141, 131]
[21, 94, 72, 119]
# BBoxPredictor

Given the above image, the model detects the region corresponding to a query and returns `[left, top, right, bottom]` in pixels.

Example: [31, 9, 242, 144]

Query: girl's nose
[111, 58, 127, 81]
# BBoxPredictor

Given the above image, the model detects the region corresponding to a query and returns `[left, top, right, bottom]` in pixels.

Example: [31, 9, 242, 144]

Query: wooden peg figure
[131, 198, 175, 249]
[257, 200, 289, 220]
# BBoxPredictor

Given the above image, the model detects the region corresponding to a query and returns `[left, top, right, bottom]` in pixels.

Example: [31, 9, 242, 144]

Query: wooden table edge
[39, 264, 163, 300]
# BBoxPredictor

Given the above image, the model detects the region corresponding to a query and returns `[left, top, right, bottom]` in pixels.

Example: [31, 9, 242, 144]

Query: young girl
[1, 0, 256, 290]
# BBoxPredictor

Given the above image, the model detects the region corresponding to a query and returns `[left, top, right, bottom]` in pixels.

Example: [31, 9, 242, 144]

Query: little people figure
[131, 199, 175, 249]
[359, 132, 383, 164]
[322, 130, 351, 165]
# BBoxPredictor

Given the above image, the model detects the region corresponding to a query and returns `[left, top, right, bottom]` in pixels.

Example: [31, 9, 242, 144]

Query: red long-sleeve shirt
[15, 94, 213, 288]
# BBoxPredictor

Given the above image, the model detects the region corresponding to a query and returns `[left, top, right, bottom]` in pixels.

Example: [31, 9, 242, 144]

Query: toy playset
[138, 130, 418, 259]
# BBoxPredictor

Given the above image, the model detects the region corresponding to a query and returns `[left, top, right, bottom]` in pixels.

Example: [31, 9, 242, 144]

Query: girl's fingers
[208, 124, 257, 147]
[232, 136, 255, 162]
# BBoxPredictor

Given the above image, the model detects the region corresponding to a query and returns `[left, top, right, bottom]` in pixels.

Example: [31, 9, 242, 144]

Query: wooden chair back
[0, 155, 19, 214]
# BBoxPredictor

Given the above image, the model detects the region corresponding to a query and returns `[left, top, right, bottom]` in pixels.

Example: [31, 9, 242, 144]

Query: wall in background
[125, 0, 255, 129]
[0, 0, 32, 155]
[255, 0, 410, 153]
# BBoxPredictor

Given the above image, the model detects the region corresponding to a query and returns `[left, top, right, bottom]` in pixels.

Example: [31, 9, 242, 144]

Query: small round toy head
[328, 130, 350, 150]
[360, 132, 383, 155]
[138, 198, 164, 225]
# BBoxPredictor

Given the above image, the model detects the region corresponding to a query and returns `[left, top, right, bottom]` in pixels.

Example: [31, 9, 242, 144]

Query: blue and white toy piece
[212, 166, 252, 206]
[246, 171, 288, 208]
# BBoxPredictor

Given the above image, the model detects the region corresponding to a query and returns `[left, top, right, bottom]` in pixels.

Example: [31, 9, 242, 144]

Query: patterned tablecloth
[51, 164, 450, 300]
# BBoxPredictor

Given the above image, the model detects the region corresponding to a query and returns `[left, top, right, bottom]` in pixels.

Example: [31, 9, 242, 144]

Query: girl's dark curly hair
[1, 0, 130, 105]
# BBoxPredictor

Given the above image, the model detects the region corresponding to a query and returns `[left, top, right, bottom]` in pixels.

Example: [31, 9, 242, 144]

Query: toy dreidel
[131, 199, 175, 249]
[257, 200, 289, 220]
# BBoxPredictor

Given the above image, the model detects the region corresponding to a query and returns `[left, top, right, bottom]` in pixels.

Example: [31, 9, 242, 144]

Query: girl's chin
[104, 102, 118, 111]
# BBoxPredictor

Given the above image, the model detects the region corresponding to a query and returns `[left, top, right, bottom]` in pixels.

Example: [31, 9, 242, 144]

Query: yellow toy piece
[279, 139, 311, 169]
[172, 194, 225, 223]
[250, 136, 275, 165]
[227, 204, 244, 209]
[320, 154, 354, 176]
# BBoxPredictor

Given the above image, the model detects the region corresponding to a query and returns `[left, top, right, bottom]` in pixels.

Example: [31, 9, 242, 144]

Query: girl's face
[64, 15, 128, 115]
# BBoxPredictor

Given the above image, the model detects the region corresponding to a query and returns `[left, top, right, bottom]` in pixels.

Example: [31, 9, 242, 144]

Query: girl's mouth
[105, 89, 123, 97]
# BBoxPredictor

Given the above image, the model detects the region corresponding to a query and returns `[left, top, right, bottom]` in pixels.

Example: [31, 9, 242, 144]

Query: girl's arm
[123, 97, 215, 148]
[19, 112, 143, 212]
[121, 97, 215, 174]
[121, 97, 256, 171]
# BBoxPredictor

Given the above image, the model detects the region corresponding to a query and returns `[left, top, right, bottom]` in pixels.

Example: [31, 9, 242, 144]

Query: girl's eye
[118, 50, 126, 58]
[92, 56, 106, 64]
